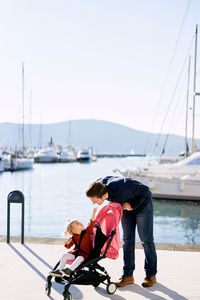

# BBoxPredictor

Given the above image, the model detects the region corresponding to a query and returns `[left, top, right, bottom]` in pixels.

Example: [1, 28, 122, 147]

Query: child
[49, 207, 97, 278]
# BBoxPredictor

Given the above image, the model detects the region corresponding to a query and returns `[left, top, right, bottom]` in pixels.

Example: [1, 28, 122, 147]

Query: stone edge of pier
[0, 235, 200, 252]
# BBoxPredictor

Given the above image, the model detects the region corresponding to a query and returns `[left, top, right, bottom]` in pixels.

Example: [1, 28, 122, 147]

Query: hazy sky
[0, 0, 200, 138]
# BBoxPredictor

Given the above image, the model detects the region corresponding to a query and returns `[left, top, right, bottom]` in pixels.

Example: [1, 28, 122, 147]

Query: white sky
[0, 0, 200, 138]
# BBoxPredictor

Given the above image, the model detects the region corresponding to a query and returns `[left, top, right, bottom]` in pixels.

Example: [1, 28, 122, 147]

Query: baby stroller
[45, 202, 122, 300]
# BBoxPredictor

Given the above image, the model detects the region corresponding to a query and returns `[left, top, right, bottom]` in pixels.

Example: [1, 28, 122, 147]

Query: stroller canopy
[94, 202, 122, 259]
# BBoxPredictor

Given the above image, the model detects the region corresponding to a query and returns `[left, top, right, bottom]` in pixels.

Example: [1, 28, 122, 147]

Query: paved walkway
[1, 242, 199, 300]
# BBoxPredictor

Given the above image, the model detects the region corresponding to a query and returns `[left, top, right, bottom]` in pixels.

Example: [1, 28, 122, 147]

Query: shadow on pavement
[115, 282, 189, 300]
[8, 244, 83, 299]
[23, 244, 53, 269]
[95, 286, 127, 300]
[150, 283, 189, 300]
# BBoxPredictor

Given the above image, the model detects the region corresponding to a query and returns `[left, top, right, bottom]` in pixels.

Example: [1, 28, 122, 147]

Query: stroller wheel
[63, 292, 72, 300]
[45, 282, 51, 296]
[107, 282, 117, 294]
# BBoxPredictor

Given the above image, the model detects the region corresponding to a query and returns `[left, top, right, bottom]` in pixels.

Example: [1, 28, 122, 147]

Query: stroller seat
[45, 202, 122, 300]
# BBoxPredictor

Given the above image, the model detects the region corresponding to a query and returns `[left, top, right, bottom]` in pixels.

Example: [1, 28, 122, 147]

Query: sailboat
[115, 25, 200, 201]
[8, 63, 34, 171]
[57, 120, 77, 162]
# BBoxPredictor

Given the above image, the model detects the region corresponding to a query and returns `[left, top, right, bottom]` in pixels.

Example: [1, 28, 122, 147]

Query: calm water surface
[0, 157, 199, 244]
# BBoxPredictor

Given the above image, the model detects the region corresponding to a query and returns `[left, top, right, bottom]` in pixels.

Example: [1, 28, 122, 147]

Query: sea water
[0, 157, 199, 244]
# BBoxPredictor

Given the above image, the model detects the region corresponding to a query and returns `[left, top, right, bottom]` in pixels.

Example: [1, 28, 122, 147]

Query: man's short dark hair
[86, 181, 107, 198]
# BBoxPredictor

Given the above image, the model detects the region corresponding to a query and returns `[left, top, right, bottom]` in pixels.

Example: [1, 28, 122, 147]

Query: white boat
[0, 156, 4, 172]
[34, 148, 58, 163]
[114, 151, 200, 201]
[1, 150, 34, 171]
[5, 64, 34, 172]
[16, 157, 34, 170]
[138, 175, 200, 201]
[115, 26, 200, 201]
[77, 149, 92, 162]
[58, 149, 76, 162]
[158, 155, 183, 164]
[1, 150, 11, 170]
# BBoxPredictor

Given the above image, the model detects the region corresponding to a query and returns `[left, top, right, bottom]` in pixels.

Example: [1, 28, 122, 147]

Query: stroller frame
[45, 229, 117, 300]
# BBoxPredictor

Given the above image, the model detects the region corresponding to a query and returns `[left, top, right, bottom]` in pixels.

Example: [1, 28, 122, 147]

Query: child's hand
[92, 207, 98, 220]
[66, 238, 72, 245]
[93, 207, 98, 214]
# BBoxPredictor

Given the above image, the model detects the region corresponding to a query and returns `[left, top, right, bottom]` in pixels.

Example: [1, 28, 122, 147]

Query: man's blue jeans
[121, 198, 157, 277]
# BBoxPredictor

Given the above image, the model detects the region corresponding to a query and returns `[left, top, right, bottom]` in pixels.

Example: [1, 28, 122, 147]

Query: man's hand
[122, 202, 133, 211]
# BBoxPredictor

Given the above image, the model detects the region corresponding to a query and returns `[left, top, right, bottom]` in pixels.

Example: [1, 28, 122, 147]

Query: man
[86, 176, 157, 288]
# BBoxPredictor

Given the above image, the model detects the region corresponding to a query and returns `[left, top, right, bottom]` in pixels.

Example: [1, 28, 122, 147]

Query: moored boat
[114, 151, 200, 201]
[77, 149, 92, 162]
[34, 148, 58, 163]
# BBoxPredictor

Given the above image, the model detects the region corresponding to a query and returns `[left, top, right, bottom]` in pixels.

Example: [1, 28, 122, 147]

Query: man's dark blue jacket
[98, 176, 151, 215]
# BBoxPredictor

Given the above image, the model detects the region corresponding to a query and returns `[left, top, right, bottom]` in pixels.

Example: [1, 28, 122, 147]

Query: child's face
[71, 220, 84, 234]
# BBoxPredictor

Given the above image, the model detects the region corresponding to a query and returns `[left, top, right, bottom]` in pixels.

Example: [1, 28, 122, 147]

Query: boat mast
[185, 56, 191, 157]
[22, 62, 25, 155]
[29, 90, 32, 148]
[68, 119, 72, 147]
[192, 25, 198, 153]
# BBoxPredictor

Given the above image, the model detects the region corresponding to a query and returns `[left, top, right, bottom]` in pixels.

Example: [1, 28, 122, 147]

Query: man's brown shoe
[142, 276, 156, 287]
[115, 276, 134, 287]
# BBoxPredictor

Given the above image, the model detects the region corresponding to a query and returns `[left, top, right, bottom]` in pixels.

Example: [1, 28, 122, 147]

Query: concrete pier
[1, 241, 200, 300]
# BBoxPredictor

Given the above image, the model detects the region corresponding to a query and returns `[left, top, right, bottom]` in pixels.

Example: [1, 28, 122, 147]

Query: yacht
[58, 148, 76, 162]
[76, 149, 92, 162]
[114, 151, 200, 201]
[115, 26, 200, 200]
[34, 148, 58, 163]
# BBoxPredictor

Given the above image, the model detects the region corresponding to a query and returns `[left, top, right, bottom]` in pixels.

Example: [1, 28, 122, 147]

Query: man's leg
[121, 211, 136, 277]
[136, 199, 157, 279]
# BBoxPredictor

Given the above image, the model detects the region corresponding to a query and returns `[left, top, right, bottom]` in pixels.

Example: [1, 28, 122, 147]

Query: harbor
[1, 0, 200, 299]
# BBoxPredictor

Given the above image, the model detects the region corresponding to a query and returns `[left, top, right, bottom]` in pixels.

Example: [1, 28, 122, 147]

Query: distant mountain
[0, 119, 199, 155]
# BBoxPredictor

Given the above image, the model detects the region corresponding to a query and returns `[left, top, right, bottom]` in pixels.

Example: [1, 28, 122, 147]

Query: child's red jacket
[65, 219, 95, 260]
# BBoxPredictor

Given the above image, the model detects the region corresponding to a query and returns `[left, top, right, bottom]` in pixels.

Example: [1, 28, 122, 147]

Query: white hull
[114, 152, 200, 201]
[131, 175, 200, 201]
[3, 158, 34, 171]
[34, 156, 57, 163]
[158, 156, 183, 164]
[16, 158, 34, 170]
[3, 160, 11, 170]
[0, 160, 4, 172]
[34, 149, 58, 163]
[58, 158, 76, 162]
[58, 151, 76, 163]
[77, 149, 92, 162]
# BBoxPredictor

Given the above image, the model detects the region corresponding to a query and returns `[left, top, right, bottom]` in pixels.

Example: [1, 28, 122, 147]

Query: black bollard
[7, 190, 25, 244]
